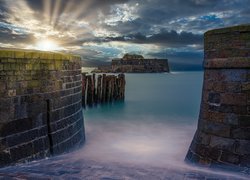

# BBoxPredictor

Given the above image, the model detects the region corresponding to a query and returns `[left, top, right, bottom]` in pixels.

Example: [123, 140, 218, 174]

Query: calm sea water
[81, 71, 204, 166]
[85, 71, 203, 123]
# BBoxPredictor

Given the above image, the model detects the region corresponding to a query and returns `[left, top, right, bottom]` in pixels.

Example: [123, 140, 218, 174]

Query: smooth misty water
[80, 72, 203, 166]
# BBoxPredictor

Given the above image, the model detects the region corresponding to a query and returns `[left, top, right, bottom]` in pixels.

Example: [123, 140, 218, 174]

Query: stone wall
[0, 49, 85, 167]
[111, 59, 169, 73]
[185, 25, 250, 172]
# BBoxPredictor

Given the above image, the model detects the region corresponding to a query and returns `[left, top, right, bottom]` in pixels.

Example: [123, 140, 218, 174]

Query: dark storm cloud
[0, 1, 9, 23]
[148, 50, 204, 71]
[102, 30, 203, 47]
[0, 26, 35, 44]
[100, 0, 250, 35]
[127, 0, 221, 25]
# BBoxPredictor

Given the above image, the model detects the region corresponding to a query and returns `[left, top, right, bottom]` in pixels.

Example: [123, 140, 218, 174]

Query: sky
[0, 0, 249, 70]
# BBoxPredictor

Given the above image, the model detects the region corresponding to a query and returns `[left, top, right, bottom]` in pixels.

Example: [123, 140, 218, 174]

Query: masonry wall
[111, 59, 169, 73]
[0, 49, 85, 167]
[185, 25, 250, 172]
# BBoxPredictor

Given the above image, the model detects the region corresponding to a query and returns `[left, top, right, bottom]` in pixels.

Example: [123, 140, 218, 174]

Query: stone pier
[185, 25, 250, 172]
[0, 49, 85, 167]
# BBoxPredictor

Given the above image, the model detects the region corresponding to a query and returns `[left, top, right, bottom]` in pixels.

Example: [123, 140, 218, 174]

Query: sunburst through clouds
[0, 0, 250, 70]
[1, 0, 96, 52]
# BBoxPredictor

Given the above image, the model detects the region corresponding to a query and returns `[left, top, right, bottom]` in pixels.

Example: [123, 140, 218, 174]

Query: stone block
[33, 137, 49, 154]
[221, 93, 247, 106]
[204, 111, 225, 123]
[242, 83, 250, 91]
[231, 127, 250, 140]
[209, 104, 247, 114]
[10, 142, 33, 162]
[235, 140, 250, 155]
[7, 89, 16, 97]
[208, 92, 220, 104]
[0, 118, 30, 136]
[221, 69, 247, 82]
[223, 113, 238, 125]
[208, 148, 222, 161]
[238, 115, 250, 127]
[220, 151, 240, 164]
[240, 155, 250, 167]
[202, 121, 231, 138]
[209, 135, 236, 153]
[0, 151, 11, 166]
[0, 64, 3, 71]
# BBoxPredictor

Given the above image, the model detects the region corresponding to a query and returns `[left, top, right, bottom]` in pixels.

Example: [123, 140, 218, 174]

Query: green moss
[27, 80, 40, 88]
[0, 49, 81, 61]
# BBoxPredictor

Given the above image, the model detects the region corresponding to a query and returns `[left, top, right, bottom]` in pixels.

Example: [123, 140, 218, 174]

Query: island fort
[93, 54, 170, 73]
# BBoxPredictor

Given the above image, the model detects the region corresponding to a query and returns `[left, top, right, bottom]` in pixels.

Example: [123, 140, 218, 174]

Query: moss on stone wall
[0, 49, 81, 61]
[0, 48, 85, 167]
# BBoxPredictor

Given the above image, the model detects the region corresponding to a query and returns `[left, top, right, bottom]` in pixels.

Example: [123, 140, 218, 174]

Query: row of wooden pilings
[82, 73, 126, 108]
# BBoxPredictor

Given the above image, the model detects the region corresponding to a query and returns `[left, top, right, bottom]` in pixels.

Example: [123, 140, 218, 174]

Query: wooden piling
[86, 75, 93, 107]
[82, 73, 86, 108]
[102, 74, 107, 103]
[97, 75, 102, 104]
[82, 73, 125, 108]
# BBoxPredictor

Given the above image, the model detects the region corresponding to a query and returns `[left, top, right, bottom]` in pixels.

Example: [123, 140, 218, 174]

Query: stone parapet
[0, 49, 85, 167]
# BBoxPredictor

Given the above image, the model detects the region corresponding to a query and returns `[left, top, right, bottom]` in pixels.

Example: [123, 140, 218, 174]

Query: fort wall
[111, 58, 169, 73]
[0, 49, 85, 167]
[185, 25, 250, 172]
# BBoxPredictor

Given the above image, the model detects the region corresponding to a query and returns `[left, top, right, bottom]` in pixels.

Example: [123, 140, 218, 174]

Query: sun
[35, 39, 60, 51]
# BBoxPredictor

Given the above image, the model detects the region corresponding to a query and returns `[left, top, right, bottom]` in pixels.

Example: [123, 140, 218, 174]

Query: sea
[82, 72, 203, 165]
[0, 71, 247, 179]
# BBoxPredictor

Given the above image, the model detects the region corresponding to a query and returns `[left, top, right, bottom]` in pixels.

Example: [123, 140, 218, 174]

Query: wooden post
[82, 73, 125, 107]
[102, 74, 107, 103]
[86, 75, 93, 107]
[118, 74, 125, 101]
[97, 75, 102, 104]
[92, 73, 97, 105]
[82, 73, 86, 108]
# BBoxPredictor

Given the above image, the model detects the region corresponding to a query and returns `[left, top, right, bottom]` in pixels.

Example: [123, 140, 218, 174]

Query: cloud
[0, 0, 250, 70]
[102, 30, 203, 47]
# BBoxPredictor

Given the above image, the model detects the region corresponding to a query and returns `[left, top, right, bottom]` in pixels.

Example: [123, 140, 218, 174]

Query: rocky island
[92, 54, 170, 73]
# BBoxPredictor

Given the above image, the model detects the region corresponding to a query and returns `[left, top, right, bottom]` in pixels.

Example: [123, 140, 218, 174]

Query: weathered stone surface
[0, 49, 85, 168]
[186, 25, 250, 172]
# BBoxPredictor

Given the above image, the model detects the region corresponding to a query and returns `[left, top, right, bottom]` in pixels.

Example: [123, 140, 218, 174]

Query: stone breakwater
[0, 49, 85, 167]
[82, 73, 125, 107]
[186, 25, 250, 172]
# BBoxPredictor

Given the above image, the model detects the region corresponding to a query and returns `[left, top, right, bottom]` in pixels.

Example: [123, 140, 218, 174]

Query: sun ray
[43, 0, 52, 24]
[58, 0, 93, 30]
[51, 0, 62, 27]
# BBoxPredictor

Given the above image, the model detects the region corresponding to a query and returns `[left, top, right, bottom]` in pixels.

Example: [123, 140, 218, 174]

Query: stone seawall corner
[185, 25, 250, 173]
[0, 49, 85, 167]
